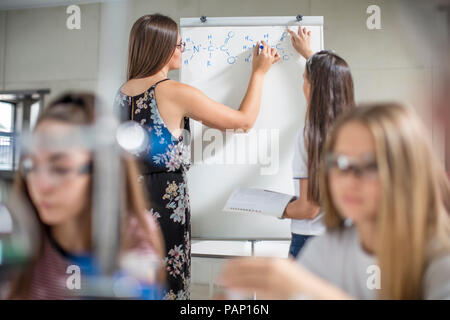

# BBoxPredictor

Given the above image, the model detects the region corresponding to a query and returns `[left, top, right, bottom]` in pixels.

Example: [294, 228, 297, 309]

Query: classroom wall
[1, 4, 100, 103]
[0, 0, 446, 154]
[0, 11, 6, 90]
[310, 0, 448, 160]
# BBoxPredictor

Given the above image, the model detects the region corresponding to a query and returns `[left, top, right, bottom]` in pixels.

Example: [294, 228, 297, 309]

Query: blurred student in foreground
[219, 103, 450, 299]
[3, 93, 165, 299]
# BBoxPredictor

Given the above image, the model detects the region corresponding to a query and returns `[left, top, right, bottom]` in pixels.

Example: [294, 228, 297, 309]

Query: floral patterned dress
[114, 78, 192, 300]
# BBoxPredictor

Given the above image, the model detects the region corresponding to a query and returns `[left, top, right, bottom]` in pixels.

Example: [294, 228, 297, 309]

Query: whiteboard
[180, 16, 324, 239]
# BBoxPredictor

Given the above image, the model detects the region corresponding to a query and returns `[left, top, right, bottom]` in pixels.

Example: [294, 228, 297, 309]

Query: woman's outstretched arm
[170, 41, 280, 132]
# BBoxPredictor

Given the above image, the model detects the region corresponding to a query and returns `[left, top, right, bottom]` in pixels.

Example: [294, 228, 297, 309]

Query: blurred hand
[216, 257, 314, 300]
[287, 27, 313, 59]
[252, 40, 280, 75]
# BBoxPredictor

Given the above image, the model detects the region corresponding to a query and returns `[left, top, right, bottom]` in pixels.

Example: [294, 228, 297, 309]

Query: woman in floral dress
[116, 14, 279, 299]
[116, 79, 191, 299]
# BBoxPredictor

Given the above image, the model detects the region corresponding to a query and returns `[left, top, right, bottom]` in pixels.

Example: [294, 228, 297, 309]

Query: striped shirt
[23, 215, 161, 300]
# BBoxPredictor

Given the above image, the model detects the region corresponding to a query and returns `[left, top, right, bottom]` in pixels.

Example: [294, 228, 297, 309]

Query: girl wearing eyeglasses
[218, 103, 450, 300]
[282, 27, 355, 258]
[115, 14, 280, 300]
[5, 93, 165, 299]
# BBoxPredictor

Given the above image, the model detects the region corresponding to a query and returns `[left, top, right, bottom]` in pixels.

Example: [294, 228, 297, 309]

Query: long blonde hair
[320, 103, 450, 299]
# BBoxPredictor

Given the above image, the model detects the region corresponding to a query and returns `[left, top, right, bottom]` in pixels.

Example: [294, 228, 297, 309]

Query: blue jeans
[289, 233, 312, 259]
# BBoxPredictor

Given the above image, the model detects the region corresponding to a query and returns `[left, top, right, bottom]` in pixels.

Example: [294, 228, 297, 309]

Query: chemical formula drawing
[182, 27, 296, 69]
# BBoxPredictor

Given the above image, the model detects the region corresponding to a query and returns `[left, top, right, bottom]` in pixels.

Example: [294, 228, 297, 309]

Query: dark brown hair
[304, 50, 355, 205]
[8, 93, 165, 299]
[127, 14, 178, 80]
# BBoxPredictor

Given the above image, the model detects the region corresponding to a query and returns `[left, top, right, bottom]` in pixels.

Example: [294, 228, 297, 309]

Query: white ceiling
[0, 0, 114, 11]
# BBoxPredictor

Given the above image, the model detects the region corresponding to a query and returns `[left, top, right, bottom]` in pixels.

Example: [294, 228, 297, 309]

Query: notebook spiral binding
[229, 207, 262, 213]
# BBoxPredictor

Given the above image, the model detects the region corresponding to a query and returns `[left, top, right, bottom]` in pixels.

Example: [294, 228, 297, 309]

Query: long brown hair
[8, 93, 165, 299]
[304, 50, 355, 205]
[127, 14, 178, 80]
[320, 103, 450, 299]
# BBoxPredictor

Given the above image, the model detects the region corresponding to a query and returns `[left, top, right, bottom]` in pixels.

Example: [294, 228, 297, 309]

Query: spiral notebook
[223, 187, 295, 219]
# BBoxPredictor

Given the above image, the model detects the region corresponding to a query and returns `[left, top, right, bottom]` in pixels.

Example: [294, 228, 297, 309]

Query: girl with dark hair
[5, 93, 165, 299]
[115, 13, 280, 299]
[282, 27, 356, 258]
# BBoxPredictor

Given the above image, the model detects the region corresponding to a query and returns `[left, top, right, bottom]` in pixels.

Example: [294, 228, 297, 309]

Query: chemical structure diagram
[182, 29, 295, 68]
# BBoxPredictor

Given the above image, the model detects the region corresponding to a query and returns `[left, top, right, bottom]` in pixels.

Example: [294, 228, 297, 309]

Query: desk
[191, 237, 291, 298]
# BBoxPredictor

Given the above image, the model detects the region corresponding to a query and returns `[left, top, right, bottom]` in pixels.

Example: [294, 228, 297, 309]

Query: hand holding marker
[251, 40, 281, 75]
